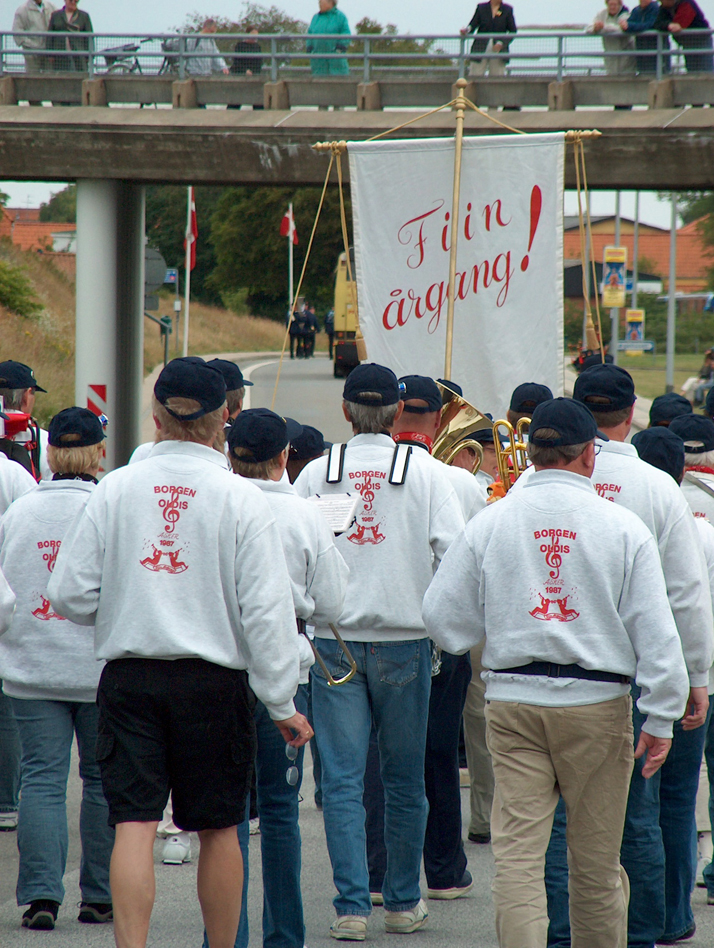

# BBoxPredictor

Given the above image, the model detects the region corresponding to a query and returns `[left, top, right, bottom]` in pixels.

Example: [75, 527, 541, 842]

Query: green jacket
[307, 7, 350, 75]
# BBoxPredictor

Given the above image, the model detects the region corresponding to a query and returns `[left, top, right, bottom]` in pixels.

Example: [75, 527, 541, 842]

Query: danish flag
[185, 187, 198, 271]
[280, 208, 298, 245]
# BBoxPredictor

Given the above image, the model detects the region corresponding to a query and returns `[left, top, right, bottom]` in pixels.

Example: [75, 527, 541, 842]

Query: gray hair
[528, 428, 591, 467]
[343, 399, 399, 434]
[685, 449, 714, 468]
[0, 387, 28, 410]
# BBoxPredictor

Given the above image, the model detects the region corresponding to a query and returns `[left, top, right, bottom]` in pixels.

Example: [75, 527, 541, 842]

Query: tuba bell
[432, 382, 492, 476]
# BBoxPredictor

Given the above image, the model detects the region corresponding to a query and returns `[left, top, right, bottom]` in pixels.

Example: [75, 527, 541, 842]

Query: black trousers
[364, 650, 472, 891]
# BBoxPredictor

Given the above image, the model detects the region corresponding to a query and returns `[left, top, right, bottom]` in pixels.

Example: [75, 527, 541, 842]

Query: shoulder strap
[389, 443, 412, 486]
[684, 470, 714, 501]
[0, 438, 33, 475]
[326, 443, 346, 484]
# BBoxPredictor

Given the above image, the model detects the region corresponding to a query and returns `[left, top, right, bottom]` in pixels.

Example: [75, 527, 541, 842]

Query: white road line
[242, 360, 278, 410]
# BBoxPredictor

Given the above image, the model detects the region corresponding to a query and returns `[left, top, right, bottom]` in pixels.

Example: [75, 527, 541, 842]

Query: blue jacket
[625, 1, 660, 32]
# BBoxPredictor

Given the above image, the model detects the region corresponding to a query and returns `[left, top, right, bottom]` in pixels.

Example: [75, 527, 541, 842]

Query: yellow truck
[333, 250, 360, 378]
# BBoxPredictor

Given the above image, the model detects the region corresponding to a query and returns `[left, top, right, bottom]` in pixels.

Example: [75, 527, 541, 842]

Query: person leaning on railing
[622, 0, 671, 74]
[12, 0, 55, 87]
[306, 0, 351, 76]
[47, 0, 92, 73]
[461, 0, 517, 77]
[655, 0, 713, 72]
[586, 0, 636, 74]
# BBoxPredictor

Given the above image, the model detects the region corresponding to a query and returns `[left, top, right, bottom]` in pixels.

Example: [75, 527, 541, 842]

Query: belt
[296, 618, 307, 635]
[493, 662, 630, 685]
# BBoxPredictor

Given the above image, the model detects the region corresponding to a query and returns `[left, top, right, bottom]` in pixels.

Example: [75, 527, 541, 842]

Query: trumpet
[433, 382, 491, 476]
[492, 417, 531, 493]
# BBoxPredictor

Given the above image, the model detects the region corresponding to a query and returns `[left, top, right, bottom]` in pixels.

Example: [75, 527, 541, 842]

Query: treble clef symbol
[163, 494, 181, 533]
[545, 549, 561, 581]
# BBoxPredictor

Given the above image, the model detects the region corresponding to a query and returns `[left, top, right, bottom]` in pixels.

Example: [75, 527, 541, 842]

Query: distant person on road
[655, 0, 713, 71]
[47, 0, 92, 73]
[623, 0, 671, 74]
[307, 0, 350, 76]
[462, 0, 517, 77]
[185, 18, 230, 77]
[12, 0, 56, 97]
[304, 304, 318, 358]
[324, 308, 335, 359]
[587, 0, 636, 73]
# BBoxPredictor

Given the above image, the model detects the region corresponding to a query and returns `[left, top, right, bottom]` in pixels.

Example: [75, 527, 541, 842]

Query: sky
[0, 1, 687, 226]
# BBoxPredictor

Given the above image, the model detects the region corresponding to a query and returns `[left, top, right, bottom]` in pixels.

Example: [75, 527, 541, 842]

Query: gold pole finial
[312, 140, 348, 153]
[455, 77, 468, 91]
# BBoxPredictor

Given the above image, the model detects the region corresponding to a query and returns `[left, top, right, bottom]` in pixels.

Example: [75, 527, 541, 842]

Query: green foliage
[210, 186, 351, 319]
[0, 190, 9, 207]
[0, 259, 43, 317]
[678, 191, 714, 226]
[181, 4, 307, 34]
[353, 16, 444, 68]
[39, 185, 76, 223]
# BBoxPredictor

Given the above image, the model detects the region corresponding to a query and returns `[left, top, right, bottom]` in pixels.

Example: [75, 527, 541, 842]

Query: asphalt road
[0, 354, 704, 945]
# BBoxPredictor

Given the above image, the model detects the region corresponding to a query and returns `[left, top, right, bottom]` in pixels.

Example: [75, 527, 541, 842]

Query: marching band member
[226, 407, 348, 948]
[48, 358, 308, 948]
[506, 382, 553, 429]
[649, 392, 693, 428]
[669, 413, 714, 522]
[295, 363, 464, 941]
[423, 397, 690, 948]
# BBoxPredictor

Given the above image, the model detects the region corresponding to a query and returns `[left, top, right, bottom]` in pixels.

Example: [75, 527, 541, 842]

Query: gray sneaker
[384, 899, 428, 934]
[330, 916, 368, 941]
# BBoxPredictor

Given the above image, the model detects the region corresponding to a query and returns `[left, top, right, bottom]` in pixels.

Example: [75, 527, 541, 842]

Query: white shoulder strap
[389, 443, 412, 486]
[326, 443, 346, 484]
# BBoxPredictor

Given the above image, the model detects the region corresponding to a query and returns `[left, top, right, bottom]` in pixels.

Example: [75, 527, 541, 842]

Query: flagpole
[183, 186, 191, 358]
[444, 79, 468, 380]
[288, 202, 294, 317]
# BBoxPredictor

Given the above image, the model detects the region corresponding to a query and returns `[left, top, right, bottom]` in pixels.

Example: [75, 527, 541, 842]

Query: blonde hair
[47, 436, 104, 475]
[226, 388, 245, 417]
[229, 446, 283, 480]
[152, 395, 226, 445]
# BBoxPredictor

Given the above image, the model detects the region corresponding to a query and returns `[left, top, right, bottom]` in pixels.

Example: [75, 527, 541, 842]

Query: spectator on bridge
[655, 0, 713, 72]
[47, 0, 92, 74]
[461, 0, 518, 77]
[12, 0, 56, 97]
[622, 0, 671, 74]
[306, 0, 351, 76]
[231, 25, 263, 75]
[587, 0, 636, 74]
[185, 19, 229, 77]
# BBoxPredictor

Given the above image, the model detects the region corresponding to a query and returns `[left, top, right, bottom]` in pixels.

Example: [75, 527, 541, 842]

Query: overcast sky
[0, 1, 691, 226]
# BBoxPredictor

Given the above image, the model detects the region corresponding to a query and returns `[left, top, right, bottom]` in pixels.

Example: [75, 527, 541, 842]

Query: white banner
[348, 133, 564, 417]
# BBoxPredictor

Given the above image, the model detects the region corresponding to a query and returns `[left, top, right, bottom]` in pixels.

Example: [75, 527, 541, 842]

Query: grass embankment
[619, 353, 705, 401]
[0, 244, 321, 427]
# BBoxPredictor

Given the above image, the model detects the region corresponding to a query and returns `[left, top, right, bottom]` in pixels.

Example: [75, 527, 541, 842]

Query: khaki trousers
[463, 642, 494, 835]
[486, 696, 634, 948]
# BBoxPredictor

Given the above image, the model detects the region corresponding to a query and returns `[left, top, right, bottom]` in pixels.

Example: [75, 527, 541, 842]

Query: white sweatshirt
[0, 480, 101, 702]
[423, 469, 689, 738]
[681, 471, 714, 522]
[0, 453, 36, 515]
[695, 517, 714, 694]
[398, 440, 486, 520]
[0, 566, 15, 635]
[47, 441, 300, 721]
[295, 433, 465, 641]
[246, 476, 349, 682]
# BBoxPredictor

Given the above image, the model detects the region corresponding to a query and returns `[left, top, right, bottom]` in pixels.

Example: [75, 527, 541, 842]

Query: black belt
[296, 618, 307, 635]
[493, 662, 630, 685]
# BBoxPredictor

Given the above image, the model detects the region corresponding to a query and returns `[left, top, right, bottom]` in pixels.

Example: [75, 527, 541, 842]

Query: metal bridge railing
[1, 29, 712, 84]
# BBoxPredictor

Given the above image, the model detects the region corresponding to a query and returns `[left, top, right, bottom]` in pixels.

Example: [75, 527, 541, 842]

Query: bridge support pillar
[649, 79, 674, 110]
[172, 80, 198, 109]
[264, 81, 289, 110]
[357, 82, 382, 110]
[0, 76, 16, 105]
[75, 181, 145, 472]
[82, 78, 107, 107]
[548, 80, 574, 111]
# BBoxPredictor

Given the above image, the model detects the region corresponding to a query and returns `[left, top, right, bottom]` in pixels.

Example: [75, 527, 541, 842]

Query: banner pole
[183, 186, 192, 358]
[288, 201, 294, 316]
[444, 78, 468, 380]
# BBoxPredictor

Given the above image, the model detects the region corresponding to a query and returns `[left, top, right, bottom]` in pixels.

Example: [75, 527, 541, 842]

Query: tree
[39, 185, 76, 223]
[180, 4, 307, 35]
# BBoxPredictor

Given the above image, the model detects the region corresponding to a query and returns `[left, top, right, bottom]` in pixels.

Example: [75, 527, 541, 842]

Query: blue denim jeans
[204, 685, 308, 948]
[545, 688, 709, 947]
[9, 698, 114, 905]
[702, 709, 714, 896]
[311, 637, 431, 916]
[0, 684, 20, 812]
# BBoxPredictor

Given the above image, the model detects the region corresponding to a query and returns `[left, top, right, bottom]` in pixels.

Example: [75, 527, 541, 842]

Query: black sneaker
[468, 832, 491, 844]
[427, 870, 473, 900]
[78, 902, 113, 924]
[21, 900, 60, 930]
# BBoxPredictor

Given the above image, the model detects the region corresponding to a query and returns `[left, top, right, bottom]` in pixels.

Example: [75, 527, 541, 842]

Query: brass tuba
[492, 417, 531, 492]
[432, 382, 491, 476]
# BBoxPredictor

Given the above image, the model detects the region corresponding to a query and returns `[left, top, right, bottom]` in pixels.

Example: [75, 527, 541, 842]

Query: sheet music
[307, 492, 359, 535]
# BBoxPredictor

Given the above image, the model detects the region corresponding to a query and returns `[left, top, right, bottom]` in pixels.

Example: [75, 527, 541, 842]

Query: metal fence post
[178, 34, 186, 80]
[557, 35, 564, 82]
[271, 36, 278, 82]
[87, 33, 94, 78]
[0, 34, 6, 76]
[363, 36, 370, 83]
[656, 32, 663, 81]
[458, 35, 467, 79]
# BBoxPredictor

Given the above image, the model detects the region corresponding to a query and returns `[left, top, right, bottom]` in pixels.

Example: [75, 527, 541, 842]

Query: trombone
[433, 381, 491, 476]
[307, 624, 358, 687]
[492, 417, 531, 493]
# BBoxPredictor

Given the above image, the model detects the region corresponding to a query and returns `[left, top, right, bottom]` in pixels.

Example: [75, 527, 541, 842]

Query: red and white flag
[185, 187, 198, 271]
[280, 208, 298, 245]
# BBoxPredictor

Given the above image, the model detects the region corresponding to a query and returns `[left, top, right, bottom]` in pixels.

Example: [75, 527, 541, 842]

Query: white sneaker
[697, 854, 709, 888]
[384, 899, 428, 934]
[330, 916, 368, 941]
[0, 811, 18, 831]
[249, 817, 260, 835]
[162, 832, 191, 864]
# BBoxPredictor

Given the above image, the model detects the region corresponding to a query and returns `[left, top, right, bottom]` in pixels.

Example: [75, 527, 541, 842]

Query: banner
[348, 133, 564, 416]
[602, 246, 627, 308]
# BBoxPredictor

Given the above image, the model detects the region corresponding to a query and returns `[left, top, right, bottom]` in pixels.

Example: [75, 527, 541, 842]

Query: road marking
[242, 360, 278, 410]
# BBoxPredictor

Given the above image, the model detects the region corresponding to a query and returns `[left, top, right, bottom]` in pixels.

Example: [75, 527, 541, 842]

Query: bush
[0, 260, 43, 318]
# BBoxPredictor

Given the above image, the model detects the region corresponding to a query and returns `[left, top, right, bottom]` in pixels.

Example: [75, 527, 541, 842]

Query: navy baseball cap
[668, 414, 714, 454]
[399, 376, 442, 414]
[530, 398, 597, 447]
[154, 357, 227, 421]
[0, 360, 46, 393]
[632, 427, 685, 483]
[705, 387, 714, 419]
[437, 379, 463, 397]
[573, 364, 636, 413]
[343, 364, 401, 407]
[580, 352, 614, 372]
[227, 408, 303, 464]
[649, 392, 693, 427]
[289, 423, 331, 460]
[509, 382, 553, 414]
[48, 407, 106, 447]
[206, 359, 253, 391]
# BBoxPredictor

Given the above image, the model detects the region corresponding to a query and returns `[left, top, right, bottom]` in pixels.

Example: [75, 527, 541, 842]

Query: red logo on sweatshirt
[346, 470, 386, 545]
[140, 486, 194, 573]
[529, 529, 580, 622]
[32, 540, 66, 621]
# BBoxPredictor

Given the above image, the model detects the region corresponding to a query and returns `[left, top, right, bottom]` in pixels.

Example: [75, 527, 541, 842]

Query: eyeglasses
[285, 743, 299, 786]
[593, 443, 602, 456]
